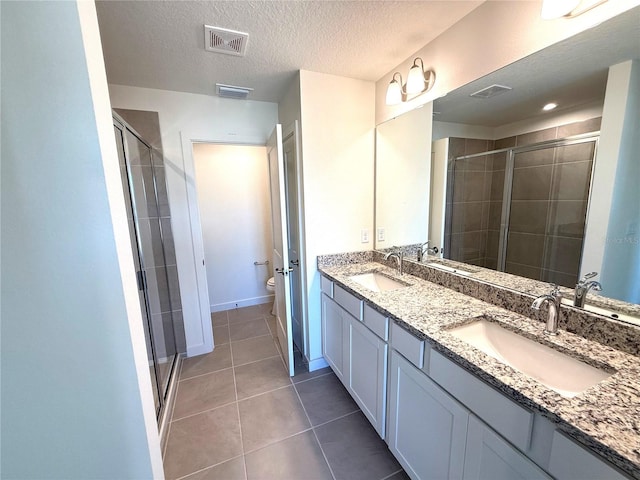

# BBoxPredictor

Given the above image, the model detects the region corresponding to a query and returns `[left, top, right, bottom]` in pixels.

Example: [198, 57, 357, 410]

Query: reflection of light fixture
[541, 0, 608, 19]
[543, 103, 558, 111]
[385, 58, 436, 105]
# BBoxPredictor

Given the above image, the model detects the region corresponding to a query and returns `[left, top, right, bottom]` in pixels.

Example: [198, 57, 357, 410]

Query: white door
[267, 125, 295, 376]
[283, 123, 304, 352]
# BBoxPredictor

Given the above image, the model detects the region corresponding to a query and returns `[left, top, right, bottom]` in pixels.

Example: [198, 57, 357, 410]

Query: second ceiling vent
[204, 25, 249, 57]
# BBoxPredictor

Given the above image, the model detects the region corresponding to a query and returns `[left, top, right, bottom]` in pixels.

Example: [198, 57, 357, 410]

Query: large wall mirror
[374, 7, 639, 311]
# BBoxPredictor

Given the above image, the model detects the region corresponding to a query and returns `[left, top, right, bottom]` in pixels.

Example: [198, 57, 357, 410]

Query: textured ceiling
[433, 6, 640, 127]
[95, 0, 483, 102]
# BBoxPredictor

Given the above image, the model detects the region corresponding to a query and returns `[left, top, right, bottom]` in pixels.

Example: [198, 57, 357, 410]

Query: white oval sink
[448, 318, 613, 398]
[350, 272, 408, 292]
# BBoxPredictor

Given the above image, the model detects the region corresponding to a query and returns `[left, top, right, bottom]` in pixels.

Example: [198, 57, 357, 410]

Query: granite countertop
[319, 260, 640, 479]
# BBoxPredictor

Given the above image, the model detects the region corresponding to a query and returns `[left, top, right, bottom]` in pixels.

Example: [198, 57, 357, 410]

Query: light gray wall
[601, 60, 640, 303]
[1, 1, 159, 477]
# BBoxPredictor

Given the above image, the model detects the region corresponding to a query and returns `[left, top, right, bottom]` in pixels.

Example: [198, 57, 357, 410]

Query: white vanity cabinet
[320, 280, 388, 438]
[347, 310, 388, 437]
[463, 415, 551, 480]
[388, 350, 469, 480]
[321, 293, 348, 382]
[548, 431, 629, 480]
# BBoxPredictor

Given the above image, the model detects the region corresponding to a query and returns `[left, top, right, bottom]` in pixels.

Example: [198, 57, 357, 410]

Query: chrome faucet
[573, 272, 602, 308]
[417, 241, 439, 262]
[531, 285, 562, 336]
[385, 250, 404, 275]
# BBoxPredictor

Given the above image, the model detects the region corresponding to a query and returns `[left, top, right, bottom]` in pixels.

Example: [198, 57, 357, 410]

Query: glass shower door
[114, 124, 161, 414]
[502, 138, 597, 287]
[114, 117, 182, 420]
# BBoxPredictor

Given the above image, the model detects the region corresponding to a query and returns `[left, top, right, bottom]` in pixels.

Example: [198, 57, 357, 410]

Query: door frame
[282, 121, 310, 359]
[180, 130, 310, 363]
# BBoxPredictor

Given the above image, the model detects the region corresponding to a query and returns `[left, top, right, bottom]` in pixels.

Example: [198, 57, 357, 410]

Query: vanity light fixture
[541, 0, 608, 19]
[385, 57, 436, 105]
[543, 102, 558, 111]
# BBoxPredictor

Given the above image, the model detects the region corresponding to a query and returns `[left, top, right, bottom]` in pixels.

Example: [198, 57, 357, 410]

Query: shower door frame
[113, 114, 180, 420]
[450, 132, 599, 279]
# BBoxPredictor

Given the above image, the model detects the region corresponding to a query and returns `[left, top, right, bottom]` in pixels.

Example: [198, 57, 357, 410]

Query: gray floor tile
[228, 305, 264, 323]
[245, 430, 333, 480]
[182, 456, 246, 480]
[229, 318, 270, 342]
[238, 385, 310, 452]
[173, 368, 236, 419]
[234, 356, 291, 399]
[181, 344, 232, 380]
[231, 335, 279, 366]
[213, 325, 230, 345]
[211, 311, 228, 326]
[294, 372, 358, 426]
[315, 411, 401, 480]
[164, 404, 242, 479]
[256, 302, 274, 315]
[384, 469, 411, 480]
[266, 315, 277, 337]
[292, 366, 332, 384]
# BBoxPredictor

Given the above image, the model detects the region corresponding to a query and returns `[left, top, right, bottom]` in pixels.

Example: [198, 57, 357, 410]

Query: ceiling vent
[215, 83, 253, 100]
[205, 25, 249, 57]
[469, 84, 512, 99]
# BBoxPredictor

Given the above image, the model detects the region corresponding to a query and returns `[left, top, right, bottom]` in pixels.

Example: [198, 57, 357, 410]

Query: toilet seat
[266, 277, 275, 291]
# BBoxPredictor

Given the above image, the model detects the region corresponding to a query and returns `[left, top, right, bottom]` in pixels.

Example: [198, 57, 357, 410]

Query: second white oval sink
[448, 318, 613, 398]
[350, 272, 408, 292]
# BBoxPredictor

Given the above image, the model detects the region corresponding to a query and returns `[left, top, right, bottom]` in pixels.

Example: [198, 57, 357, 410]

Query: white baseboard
[308, 357, 329, 372]
[211, 294, 274, 313]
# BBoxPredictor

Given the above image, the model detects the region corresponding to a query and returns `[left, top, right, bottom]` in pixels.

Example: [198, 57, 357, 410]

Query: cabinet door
[464, 415, 551, 480]
[388, 351, 469, 480]
[548, 431, 629, 480]
[348, 316, 388, 438]
[322, 294, 347, 381]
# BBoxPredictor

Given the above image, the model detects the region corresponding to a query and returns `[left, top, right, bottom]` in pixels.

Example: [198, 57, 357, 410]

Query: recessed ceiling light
[543, 103, 558, 111]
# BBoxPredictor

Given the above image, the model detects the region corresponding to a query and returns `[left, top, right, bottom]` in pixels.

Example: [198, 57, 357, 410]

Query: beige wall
[299, 70, 376, 368]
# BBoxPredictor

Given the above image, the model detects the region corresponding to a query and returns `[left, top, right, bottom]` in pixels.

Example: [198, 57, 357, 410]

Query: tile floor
[163, 304, 408, 480]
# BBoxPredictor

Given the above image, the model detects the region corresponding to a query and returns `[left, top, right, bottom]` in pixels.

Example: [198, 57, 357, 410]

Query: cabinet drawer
[548, 431, 629, 480]
[334, 284, 362, 320]
[429, 350, 534, 452]
[321, 276, 334, 298]
[390, 322, 425, 368]
[363, 304, 389, 341]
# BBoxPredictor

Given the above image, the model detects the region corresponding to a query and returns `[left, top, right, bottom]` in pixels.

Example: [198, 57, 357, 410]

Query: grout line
[174, 453, 245, 480]
[380, 469, 405, 480]
[236, 383, 293, 404]
[291, 381, 337, 480]
[291, 370, 334, 385]
[310, 409, 361, 430]
[231, 348, 249, 480]
[233, 353, 284, 370]
[241, 426, 315, 456]
[229, 332, 274, 349]
[170, 397, 240, 423]
[178, 365, 233, 383]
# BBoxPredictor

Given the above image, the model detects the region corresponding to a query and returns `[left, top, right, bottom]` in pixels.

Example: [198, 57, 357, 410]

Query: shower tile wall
[446, 117, 601, 288]
[445, 137, 497, 267]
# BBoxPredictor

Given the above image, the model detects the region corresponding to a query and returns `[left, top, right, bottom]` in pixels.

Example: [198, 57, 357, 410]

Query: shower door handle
[290, 259, 299, 267]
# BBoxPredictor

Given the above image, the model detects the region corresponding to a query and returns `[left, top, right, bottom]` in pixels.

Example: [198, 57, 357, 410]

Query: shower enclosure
[445, 134, 598, 288]
[113, 114, 184, 421]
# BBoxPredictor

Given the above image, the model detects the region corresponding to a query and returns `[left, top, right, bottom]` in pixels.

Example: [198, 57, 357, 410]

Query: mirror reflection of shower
[444, 120, 600, 289]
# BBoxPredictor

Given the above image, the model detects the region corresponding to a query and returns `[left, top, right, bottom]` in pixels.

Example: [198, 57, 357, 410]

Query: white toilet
[266, 277, 276, 315]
